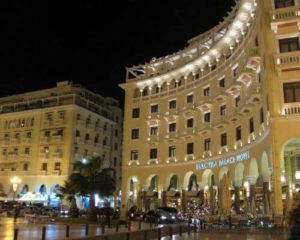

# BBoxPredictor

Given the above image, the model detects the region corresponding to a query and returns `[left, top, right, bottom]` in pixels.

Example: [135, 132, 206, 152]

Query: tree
[59, 173, 86, 217]
[61, 156, 116, 221]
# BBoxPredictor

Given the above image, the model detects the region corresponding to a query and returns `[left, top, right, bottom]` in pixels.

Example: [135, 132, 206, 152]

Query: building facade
[0, 81, 123, 206]
[120, 0, 300, 218]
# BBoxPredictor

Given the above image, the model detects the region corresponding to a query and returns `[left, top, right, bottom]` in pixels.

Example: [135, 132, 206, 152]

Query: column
[199, 189, 204, 205]
[234, 186, 241, 214]
[161, 191, 167, 207]
[209, 186, 214, 215]
[247, 176, 257, 216]
[181, 190, 187, 212]
[285, 154, 294, 215]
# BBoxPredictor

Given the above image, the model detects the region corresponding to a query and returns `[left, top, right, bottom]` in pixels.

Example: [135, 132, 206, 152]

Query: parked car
[145, 207, 179, 223]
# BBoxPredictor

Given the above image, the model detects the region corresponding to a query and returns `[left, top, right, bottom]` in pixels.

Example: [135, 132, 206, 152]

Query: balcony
[146, 112, 161, 120]
[52, 151, 63, 158]
[40, 137, 50, 144]
[166, 157, 177, 163]
[165, 131, 178, 140]
[22, 138, 32, 145]
[52, 170, 61, 175]
[282, 102, 300, 115]
[274, 51, 300, 73]
[40, 152, 49, 159]
[184, 154, 195, 161]
[270, 5, 300, 32]
[147, 158, 158, 165]
[43, 120, 53, 127]
[39, 170, 47, 175]
[11, 138, 20, 145]
[181, 128, 197, 136]
[20, 153, 30, 161]
[52, 135, 63, 143]
[54, 118, 65, 125]
[0, 138, 9, 145]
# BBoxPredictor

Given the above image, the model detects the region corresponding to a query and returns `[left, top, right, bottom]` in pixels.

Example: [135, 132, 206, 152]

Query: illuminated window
[249, 117, 254, 133]
[204, 112, 211, 123]
[130, 150, 138, 160]
[186, 94, 194, 104]
[204, 138, 211, 151]
[203, 87, 210, 97]
[150, 126, 158, 136]
[169, 122, 176, 132]
[220, 105, 226, 116]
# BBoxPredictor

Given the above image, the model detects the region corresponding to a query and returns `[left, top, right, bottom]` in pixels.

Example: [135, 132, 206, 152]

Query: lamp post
[10, 176, 21, 201]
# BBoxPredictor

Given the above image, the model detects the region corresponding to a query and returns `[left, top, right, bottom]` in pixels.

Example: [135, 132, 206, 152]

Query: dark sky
[2, 0, 235, 106]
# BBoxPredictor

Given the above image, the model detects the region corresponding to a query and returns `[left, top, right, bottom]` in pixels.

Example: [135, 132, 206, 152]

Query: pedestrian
[289, 202, 300, 240]
[13, 205, 20, 223]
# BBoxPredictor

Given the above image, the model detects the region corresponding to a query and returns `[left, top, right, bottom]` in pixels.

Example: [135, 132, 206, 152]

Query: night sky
[2, 0, 235, 106]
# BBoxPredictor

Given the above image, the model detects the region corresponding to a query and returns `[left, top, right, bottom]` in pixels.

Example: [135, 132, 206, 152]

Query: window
[94, 135, 99, 143]
[169, 123, 176, 132]
[131, 129, 139, 139]
[25, 147, 30, 154]
[203, 87, 210, 97]
[150, 148, 157, 159]
[76, 114, 81, 120]
[260, 108, 264, 123]
[44, 146, 49, 153]
[284, 82, 300, 103]
[54, 162, 61, 170]
[169, 146, 176, 157]
[221, 133, 227, 147]
[2, 149, 7, 155]
[279, 37, 299, 53]
[236, 126, 242, 141]
[204, 112, 211, 123]
[204, 138, 211, 151]
[235, 95, 240, 107]
[150, 126, 158, 136]
[187, 118, 194, 128]
[175, 80, 182, 88]
[114, 157, 117, 167]
[186, 94, 194, 104]
[26, 132, 32, 138]
[44, 131, 50, 137]
[249, 117, 254, 133]
[169, 100, 176, 109]
[58, 111, 65, 119]
[85, 134, 90, 141]
[130, 150, 139, 160]
[220, 105, 226, 116]
[75, 130, 80, 137]
[114, 143, 118, 150]
[274, 0, 294, 9]
[132, 108, 140, 118]
[151, 104, 158, 113]
[23, 163, 28, 171]
[42, 163, 47, 171]
[115, 129, 118, 137]
[219, 78, 225, 87]
[187, 143, 194, 154]
[46, 113, 53, 121]
[232, 66, 238, 77]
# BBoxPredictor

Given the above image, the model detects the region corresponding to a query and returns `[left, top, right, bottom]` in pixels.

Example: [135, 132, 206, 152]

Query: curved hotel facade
[120, 0, 300, 218]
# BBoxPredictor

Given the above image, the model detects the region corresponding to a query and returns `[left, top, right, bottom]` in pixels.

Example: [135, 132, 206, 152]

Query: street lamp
[10, 176, 21, 201]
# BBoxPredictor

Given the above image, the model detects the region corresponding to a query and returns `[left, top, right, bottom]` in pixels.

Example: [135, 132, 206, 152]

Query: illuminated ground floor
[121, 125, 300, 219]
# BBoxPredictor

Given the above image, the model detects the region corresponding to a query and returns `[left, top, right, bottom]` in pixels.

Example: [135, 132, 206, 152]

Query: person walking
[13, 205, 20, 223]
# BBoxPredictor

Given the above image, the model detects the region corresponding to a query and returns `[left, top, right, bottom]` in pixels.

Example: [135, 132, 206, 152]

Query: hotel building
[0, 81, 123, 206]
[120, 0, 300, 218]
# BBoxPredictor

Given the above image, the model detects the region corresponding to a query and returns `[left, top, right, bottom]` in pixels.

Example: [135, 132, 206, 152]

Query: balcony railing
[274, 51, 300, 71]
[282, 102, 300, 115]
[270, 5, 300, 22]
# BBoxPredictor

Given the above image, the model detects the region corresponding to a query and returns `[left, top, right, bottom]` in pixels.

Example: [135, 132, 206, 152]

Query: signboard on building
[196, 151, 250, 170]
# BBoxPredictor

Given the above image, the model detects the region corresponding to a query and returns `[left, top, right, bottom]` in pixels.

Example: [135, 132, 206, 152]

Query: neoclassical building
[0, 81, 123, 206]
[120, 0, 300, 218]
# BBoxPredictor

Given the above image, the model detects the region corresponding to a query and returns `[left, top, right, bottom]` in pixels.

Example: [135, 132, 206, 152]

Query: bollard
[179, 225, 182, 236]
[187, 222, 191, 235]
[169, 226, 173, 238]
[127, 221, 131, 231]
[157, 228, 161, 240]
[42, 226, 46, 240]
[101, 224, 105, 234]
[14, 228, 18, 240]
[126, 232, 130, 240]
[85, 223, 89, 236]
[144, 230, 148, 240]
[65, 225, 70, 238]
[139, 219, 142, 230]
[116, 222, 119, 232]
